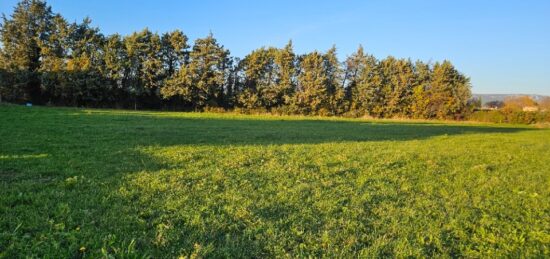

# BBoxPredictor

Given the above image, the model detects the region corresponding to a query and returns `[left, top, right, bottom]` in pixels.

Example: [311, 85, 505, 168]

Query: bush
[203, 106, 227, 113]
[233, 107, 268, 115]
[270, 105, 296, 116]
[468, 110, 550, 124]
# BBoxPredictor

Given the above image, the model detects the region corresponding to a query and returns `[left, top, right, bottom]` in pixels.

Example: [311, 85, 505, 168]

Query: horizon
[1, 0, 549, 95]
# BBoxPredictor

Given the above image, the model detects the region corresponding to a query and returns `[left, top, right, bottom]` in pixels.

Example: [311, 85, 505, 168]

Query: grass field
[1, 104, 549, 257]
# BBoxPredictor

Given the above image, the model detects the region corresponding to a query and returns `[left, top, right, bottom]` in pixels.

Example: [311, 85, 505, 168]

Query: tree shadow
[62, 108, 533, 147]
[0, 106, 543, 257]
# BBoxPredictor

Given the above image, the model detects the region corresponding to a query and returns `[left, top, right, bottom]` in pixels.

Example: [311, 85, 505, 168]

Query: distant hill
[473, 94, 549, 105]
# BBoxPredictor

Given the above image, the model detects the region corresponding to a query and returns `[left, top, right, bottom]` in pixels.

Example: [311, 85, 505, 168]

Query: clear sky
[1, 0, 549, 95]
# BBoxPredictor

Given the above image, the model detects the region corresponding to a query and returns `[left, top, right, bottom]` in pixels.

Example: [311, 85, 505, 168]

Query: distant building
[523, 106, 539, 112]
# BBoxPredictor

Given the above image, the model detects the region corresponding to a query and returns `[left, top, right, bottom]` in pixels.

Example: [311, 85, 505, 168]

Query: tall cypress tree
[103, 34, 127, 106]
[238, 47, 275, 109]
[429, 60, 471, 119]
[64, 18, 106, 106]
[161, 33, 229, 109]
[160, 30, 188, 80]
[383, 58, 415, 117]
[410, 60, 432, 119]
[346, 46, 383, 116]
[0, 0, 474, 118]
[344, 45, 366, 113]
[273, 41, 296, 107]
[39, 14, 69, 104]
[123, 28, 163, 108]
[294, 51, 329, 114]
[323, 46, 345, 115]
[0, 0, 55, 103]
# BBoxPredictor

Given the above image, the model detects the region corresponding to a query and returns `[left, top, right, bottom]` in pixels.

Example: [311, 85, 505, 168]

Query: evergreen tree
[237, 47, 275, 109]
[237, 41, 298, 110]
[293, 51, 329, 114]
[124, 28, 163, 108]
[344, 45, 366, 112]
[273, 41, 296, 107]
[0, 59, 17, 102]
[161, 33, 229, 109]
[428, 60, 471, 119]
[0, 0, 55, 103]
[160, 30, 188, 79]
[323, 46, 346, 115]
[380, 57, 415, 117]
[0, 0, 475, 119]
[39, 13, 69, 104]
[64, 18, 106, 106]
[345, 46, 383, 116]
[410, 61, 432, 118]
[103, 34, 128, 106]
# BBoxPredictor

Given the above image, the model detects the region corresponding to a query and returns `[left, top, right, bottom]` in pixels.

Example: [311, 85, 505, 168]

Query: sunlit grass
[1, 104, 549, 257]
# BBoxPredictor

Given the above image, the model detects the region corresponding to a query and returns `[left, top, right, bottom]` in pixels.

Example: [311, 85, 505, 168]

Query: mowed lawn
[0, 104, 549, 258]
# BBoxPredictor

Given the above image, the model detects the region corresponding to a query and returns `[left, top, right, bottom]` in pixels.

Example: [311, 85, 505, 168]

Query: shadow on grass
[60, 109, 534, 147]
[1, 105, 534, 149]
[0, 106, 543, 257]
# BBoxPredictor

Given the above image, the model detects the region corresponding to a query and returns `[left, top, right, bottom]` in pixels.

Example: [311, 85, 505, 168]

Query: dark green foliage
[236, 41, 296, 111]
[345, 45, 383, 116]
[410, 60, 432, 118]
[0, 0, 54, 104]
[0, 0, 473, 119]
[237, 47, 278, 109]
[293, 51, 330, 114]
[123, 28, 164, 109]
[323, 46, 346, 115]
[427, 61, 472, 119]
[161, 33, 230, 109]
[160, 30, 188, 79]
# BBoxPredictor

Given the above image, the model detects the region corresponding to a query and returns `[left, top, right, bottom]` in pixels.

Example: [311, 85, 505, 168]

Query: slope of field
[1, 104, 549, 257]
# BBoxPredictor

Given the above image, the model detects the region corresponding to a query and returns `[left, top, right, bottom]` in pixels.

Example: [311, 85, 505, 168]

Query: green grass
[1, 104, 549, 258]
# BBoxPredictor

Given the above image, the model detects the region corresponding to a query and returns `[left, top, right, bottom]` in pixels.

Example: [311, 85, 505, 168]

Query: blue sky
[1, 0, 549, 95]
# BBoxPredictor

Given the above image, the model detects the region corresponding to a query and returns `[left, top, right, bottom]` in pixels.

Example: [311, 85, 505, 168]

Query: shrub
[468, 110, 550, 124]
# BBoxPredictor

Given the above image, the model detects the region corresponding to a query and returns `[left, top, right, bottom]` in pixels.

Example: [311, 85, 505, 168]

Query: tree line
[0, 0, 473, 119]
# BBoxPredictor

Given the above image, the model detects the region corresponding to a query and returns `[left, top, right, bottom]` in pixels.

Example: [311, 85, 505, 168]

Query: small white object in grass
[26, 103, 32, 107]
